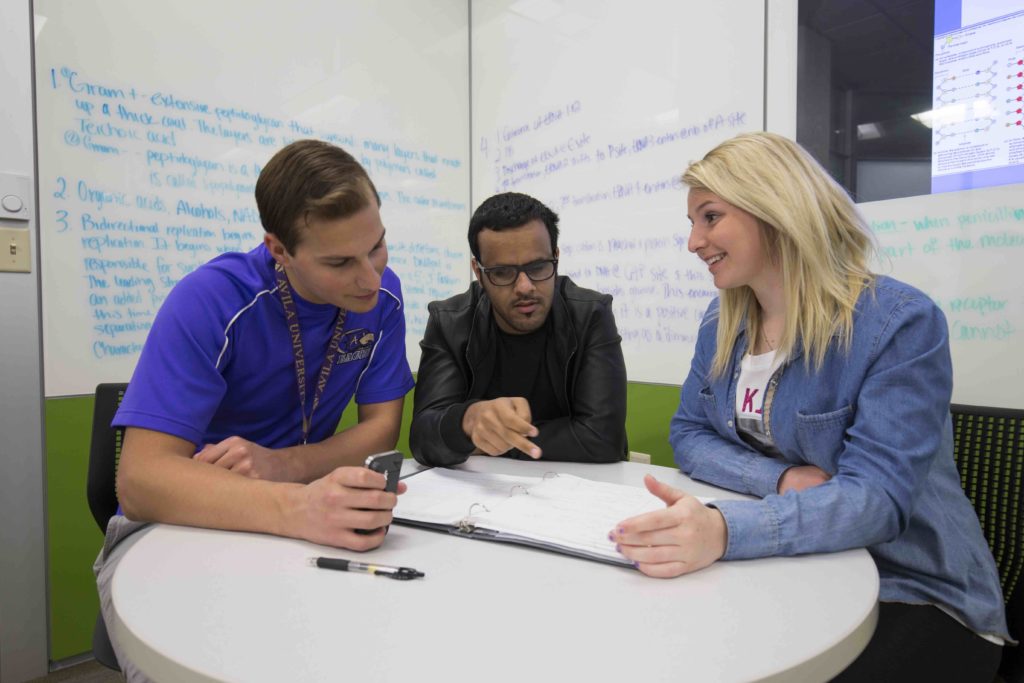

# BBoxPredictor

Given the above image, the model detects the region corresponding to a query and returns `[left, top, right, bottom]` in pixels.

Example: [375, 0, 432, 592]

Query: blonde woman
[611, 132, 1008, 680]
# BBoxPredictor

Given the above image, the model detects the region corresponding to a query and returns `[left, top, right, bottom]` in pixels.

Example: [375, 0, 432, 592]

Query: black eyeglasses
[478, 258, 558, 286]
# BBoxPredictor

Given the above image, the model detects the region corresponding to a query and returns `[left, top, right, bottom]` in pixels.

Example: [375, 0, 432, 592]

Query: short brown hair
[255, 139, 380, 254]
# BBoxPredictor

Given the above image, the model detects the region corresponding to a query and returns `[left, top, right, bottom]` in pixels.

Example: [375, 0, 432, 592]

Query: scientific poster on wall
[931, 0, 1024, 192]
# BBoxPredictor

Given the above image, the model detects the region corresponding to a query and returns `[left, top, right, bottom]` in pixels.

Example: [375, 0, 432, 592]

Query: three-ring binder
[393, 468, 688, 568]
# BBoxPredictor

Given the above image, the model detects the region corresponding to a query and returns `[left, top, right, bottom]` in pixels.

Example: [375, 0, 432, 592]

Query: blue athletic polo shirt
[113, 244, 414, 448]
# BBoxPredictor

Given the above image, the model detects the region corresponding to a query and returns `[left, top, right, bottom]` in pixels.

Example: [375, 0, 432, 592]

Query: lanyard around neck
[274, 262, 347, 444]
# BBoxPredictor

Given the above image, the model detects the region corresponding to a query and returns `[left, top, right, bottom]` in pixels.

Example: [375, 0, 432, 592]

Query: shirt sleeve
[353, 268, 415, 405]
[112, 270, 231, 446]
[671, 301, 794, 498]
[530, 297, 627, 463]
[409, 303, 477, 466]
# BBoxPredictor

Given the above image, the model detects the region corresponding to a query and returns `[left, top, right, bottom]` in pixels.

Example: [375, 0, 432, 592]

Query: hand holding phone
[365, 450, 403, 493]
[355, 450, 404, 535]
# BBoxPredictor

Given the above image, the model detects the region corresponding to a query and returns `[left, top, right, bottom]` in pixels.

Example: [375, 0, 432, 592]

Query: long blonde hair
[682, 132, 875, 377]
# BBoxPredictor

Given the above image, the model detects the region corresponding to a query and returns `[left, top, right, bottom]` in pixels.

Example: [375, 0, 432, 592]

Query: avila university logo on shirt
[337, 329, 375, 364]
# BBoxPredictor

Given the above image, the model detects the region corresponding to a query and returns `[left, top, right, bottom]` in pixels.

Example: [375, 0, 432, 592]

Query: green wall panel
[45, 395, 103, 661]
[626, 382, 680, 467]
[45, 381, 680, 659]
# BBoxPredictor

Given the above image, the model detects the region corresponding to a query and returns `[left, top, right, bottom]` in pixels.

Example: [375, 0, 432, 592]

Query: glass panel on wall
[798, 0, 1024, 202]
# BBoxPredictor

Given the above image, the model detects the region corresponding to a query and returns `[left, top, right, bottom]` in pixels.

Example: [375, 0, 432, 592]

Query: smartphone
[355, 450, 404, 535]
[364, 450, 404, 493]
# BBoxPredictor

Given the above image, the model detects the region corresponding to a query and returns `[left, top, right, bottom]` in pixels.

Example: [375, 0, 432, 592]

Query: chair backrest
[86, 383, 129, 533]
[951, 404, 1024, 601]
[950, 403, 1024, 680]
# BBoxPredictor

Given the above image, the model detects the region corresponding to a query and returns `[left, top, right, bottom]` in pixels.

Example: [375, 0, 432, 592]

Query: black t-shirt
[484, 319, 561, 422]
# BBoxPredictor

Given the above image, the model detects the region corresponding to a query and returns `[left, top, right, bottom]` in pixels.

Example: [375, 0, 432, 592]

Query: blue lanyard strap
[274, 262, 347, 444]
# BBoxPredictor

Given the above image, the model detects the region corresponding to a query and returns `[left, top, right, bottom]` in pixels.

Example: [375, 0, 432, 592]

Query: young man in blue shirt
[96, 140, 414, 679]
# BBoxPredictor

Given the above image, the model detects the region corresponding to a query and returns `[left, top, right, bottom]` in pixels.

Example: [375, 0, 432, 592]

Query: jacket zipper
[762, 365, 784, 440]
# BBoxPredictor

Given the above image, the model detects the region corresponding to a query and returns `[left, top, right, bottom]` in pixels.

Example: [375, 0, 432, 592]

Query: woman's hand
[610, 474, 728, 578]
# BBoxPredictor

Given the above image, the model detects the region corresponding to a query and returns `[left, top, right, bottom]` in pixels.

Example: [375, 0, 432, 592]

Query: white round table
[111, 459, 878, 682]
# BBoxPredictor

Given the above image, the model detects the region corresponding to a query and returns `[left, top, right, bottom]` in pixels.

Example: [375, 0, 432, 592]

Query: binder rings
[394, 468, 710, 567]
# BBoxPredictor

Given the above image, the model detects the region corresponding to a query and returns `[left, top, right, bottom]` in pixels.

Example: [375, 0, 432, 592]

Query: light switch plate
[0, 173, 31, 221]
[0, 227, 31, 273]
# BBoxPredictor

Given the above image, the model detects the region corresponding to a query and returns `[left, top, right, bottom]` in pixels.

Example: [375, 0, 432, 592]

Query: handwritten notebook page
[396, 469, 711, 564]
[395, 469, 540, 524]
[474, 475, 670, 561]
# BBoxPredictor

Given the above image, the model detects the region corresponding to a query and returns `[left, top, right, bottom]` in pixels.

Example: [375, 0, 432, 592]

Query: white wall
[0, 0, 49, 679]
[34, 0, 471, 395]
[470, 0, 767, 383]
[766, 0, 798, 138]
[856, 159, 931, 202]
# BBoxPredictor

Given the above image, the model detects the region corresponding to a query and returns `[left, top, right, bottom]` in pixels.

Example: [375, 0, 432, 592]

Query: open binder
[394, 468, 710, 567]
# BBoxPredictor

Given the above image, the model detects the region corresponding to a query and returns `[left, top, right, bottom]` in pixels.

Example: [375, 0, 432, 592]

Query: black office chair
[950, 404, 1024, 682]
[86, 382, 129, 672]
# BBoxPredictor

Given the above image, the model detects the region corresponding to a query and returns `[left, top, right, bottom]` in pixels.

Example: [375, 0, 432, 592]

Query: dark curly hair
[468, 192, 559, 261]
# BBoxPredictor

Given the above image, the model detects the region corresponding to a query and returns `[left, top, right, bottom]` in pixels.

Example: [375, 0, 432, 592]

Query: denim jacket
[670, 276, 1009, 639]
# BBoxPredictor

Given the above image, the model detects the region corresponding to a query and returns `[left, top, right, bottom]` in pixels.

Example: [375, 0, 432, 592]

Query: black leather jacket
[410, 276, 628, 466]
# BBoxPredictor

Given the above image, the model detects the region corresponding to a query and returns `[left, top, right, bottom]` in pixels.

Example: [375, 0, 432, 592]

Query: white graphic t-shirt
[735, 349, 786, 455]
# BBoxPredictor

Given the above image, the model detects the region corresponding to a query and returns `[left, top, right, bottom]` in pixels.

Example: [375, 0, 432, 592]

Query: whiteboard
[471, 0, 766, 384]
[861, 184, 1024, 409]
[34, 0, 470, 397]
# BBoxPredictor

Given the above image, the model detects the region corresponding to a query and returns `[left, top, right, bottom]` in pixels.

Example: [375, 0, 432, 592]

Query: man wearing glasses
[410, 192, 627, 466]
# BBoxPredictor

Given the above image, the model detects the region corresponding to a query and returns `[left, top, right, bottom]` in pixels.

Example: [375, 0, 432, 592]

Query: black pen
[308, 556, 425, 580]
